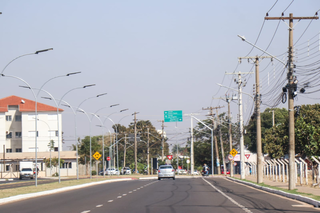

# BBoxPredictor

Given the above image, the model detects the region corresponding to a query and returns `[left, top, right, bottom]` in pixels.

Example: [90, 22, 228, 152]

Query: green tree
[78, 136, 102, 165]
[44, 157, 64, 174]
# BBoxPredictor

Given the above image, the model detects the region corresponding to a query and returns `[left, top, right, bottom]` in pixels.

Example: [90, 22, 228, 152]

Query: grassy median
[0, 175, 146, 199]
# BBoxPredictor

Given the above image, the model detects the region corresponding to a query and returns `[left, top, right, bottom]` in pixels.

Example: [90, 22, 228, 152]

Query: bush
[92, 170, 97, 175]
[52, 172, 59, 177]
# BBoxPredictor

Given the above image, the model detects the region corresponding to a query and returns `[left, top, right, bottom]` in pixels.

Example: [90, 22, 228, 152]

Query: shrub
[92, 170, 97, 175]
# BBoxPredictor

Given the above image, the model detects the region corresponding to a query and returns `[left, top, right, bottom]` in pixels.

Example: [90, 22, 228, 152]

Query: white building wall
[21, 112, 63, 152]
[0, 113, 5, 153]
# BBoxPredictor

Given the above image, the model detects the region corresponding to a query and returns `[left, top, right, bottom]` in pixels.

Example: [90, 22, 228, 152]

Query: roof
[0, 95, 63, 112]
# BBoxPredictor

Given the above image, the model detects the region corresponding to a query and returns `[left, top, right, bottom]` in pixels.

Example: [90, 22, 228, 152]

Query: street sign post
[164, 110, 183, 122]
[107, 156, 110, 161]
[230, 149, 238, 157]
[167, 155, 173, 160]
[245, 154, 251, 159]
[93, 152, 101, 161]
[228, 154, 234, 161]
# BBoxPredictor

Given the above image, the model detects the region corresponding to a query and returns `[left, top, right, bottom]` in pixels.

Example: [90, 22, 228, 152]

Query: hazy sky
[0, 0, 319, 150]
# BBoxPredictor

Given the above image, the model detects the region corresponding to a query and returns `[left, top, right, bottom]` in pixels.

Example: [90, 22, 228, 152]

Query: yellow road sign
[230, 149, 238, 157]
[93, 151, 101, 160]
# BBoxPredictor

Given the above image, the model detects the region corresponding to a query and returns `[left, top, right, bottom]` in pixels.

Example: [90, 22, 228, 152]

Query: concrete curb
[0, 178, 133, 205]
[227, 177, 320, 208]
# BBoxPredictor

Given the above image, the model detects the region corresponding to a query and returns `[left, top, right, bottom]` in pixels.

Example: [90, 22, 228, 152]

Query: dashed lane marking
[123, 194, 127, 196]
[96, 205, 103, 208]
[117, 196, 122, 199]
[81, 211, 90, 213]
[108, 200, 113, 203]
[129, 191, 132, 193]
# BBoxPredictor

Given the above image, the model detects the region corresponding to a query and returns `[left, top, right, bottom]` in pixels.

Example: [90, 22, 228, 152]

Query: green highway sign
[164, 110, 183, 122]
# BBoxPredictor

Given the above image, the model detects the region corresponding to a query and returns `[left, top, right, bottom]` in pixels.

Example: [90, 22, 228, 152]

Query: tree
[44, 157, 64, 175]
[78, 136, 102, 165]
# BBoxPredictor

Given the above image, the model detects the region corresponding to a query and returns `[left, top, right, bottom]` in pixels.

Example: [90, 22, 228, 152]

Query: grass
[232, 177, 320, 201]
[0, 176, 135, 199]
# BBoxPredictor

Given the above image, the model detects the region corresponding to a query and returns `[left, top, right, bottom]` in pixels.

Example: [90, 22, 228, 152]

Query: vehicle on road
[158, 165, 175, 180]
[19, 168, 35, 180]
[19, 161, 35, 180]
[120, 167, 131, 175]
[176, 169, 187, 175]
[193, 170, 200, 175]
[106, 168, 116, 175]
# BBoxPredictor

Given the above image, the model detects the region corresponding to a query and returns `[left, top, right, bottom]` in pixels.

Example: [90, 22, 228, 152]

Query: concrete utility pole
[124, 134, 127, 167]
[147, 128, 150, 175]
[216, 108, 226, 175]
[238, 56, 272, 184]
[226, 71, 253, 179]
[265, 13, 318, 190]
[132, 112, 139, 174]
[203, 106, 224, 175]
[157, 120, 165, 160]
[226, 96, 233, 177]
[270, 110, 275, 127]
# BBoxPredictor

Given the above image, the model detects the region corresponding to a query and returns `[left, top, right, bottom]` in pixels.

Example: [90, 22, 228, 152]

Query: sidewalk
[232, 174, 320, 196]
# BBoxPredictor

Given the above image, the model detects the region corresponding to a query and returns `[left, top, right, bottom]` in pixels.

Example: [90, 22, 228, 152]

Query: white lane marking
[202, 178, 252, 213]
[117, 196, 122, 199]
[81, 211, 90, 213]
[141, 186, 144, 188]
[137, 188, 140, 190]
[129, 191, 132, 193]
[96, 205, 103, 208]
[123, 194, 127, 196]
[292, 204, 313, 208]
[133, 189, 136, 191]
[108, 200, 113, 203]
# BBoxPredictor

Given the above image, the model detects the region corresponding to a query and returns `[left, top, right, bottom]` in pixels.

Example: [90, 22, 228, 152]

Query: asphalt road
[0, 177, 319, 213]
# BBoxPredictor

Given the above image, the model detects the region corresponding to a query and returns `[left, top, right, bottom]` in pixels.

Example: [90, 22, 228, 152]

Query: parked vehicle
[221, 169, 230, 174]
[106, 168, 117, 175]
[19, 161, 35, 180]
[158, 165, 175, 180]
[176, 169, 187, 175]
[193, 170, 200, 175]
[121, 167, 131, 175]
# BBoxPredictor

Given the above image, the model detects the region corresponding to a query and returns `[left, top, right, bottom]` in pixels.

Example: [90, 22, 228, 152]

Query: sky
[0, 0, 319, 151]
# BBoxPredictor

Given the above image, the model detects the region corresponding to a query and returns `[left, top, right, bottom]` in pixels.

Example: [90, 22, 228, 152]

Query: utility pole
[158, 120, 165, 160]
[132, 112, 139, 174]
[203, 106, 224, 175]
[270, 110, 275, 127]
[147, 128, 150, 175]
[226, 96, 233, 177]
[216, 108, 226, 175]
[265, 13, 318, 190]
[238, 56, 272, 184]
[123, 134, 127, 167]
[226, 71, 253, 179]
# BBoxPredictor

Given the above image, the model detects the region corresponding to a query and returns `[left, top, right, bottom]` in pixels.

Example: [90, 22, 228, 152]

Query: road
[0, 177, 319, 213]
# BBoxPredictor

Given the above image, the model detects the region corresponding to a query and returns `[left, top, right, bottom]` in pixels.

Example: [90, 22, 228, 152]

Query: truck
[19, 161, 35, 180]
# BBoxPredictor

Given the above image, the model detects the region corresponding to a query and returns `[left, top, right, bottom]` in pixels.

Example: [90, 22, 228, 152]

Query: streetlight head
[61, 104, 71, 108]
[97, 93, 107, 97]
[110, 104, 119, 107]
[120, 108, 129, 112]
[1, 74, 5, 77]
[35, 48, 53, 54]
[41, 96, 52, 100]
[83, 84, 95, 88]
[237, 35, 246, 41]
[66, 72, 81, 76]
[19, 85, 31, 89]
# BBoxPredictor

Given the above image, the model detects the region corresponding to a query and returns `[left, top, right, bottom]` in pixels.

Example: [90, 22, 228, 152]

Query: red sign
[245, 154, 250, 159]
[167, 155, 173, 160]
[107, 157, 111, 161]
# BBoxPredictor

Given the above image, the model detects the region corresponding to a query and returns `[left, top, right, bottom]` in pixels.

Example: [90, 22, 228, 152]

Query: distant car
[99, 169, 106, 175]
[106, 168, 117, 175]
[176, 169, 187, 175]
[121, 167, 131, 175]
[158, 165, 175, 180]
[193, 170, 200, 175]
[221, 169, 230, 174]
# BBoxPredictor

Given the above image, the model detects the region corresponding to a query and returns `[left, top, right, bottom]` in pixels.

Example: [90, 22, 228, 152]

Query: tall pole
[217, 110, 226, 175]
[190, 116, 194, 175]
[238, 73, 245, 179]
[147, 128, 150, 175]
[133, 112, 138, 174]
[124, 134, 127, 168]
[265, 12, 318, 190]
[161, 120, 164, 160]
[227, 97, 233, 177]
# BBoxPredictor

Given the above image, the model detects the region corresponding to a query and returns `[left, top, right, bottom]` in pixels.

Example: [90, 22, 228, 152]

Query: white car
[176, 169, 187, 175]
[106, 168, 117, 175]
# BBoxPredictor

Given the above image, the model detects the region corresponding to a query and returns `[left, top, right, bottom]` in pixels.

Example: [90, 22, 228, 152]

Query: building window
[6, 115, 12, 121]
[16, 148, 22, 152]
[28, 131, 39, 137]
[6, 165, 9, 171]
[15, 132, 22, 138]
[62, 162, 72, 169]
[54, 147, 58, 151]
[6, 132, 12, 138]
[15, 115, 22, 122]
[6, 149, 12, 153]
